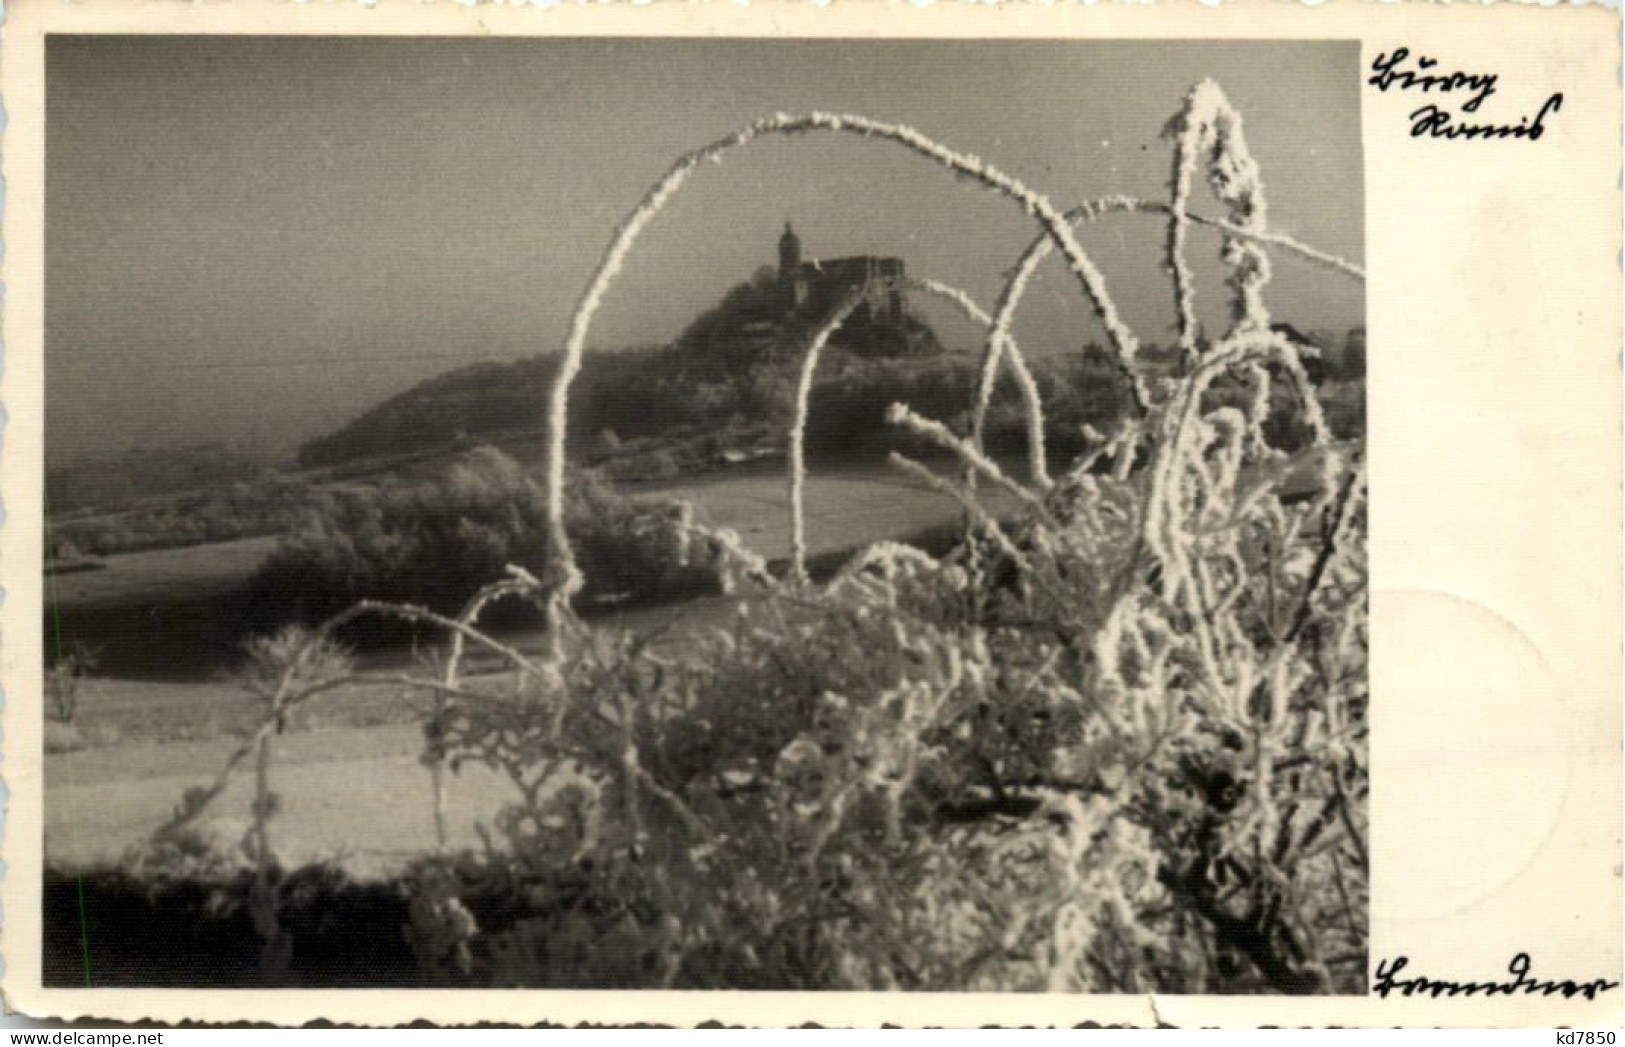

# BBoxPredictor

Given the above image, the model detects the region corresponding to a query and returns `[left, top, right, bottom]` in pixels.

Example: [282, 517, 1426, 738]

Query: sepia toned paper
[1, 0, 1619, 1028]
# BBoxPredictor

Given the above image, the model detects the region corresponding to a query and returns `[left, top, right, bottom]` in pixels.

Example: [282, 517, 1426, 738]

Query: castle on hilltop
[777, 223, 907, 326]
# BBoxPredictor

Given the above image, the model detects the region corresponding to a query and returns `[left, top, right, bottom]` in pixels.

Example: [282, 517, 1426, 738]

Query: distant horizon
[47, 37, 1363, 468]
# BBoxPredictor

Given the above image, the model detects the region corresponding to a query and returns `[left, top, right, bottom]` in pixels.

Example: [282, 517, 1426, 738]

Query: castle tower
[778, 221, 802, 276]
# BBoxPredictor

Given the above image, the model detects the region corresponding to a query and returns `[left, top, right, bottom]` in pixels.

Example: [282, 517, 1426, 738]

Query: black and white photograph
[41, 32, 1372, 995]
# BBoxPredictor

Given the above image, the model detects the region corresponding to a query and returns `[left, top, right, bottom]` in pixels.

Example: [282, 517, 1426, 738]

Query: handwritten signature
[1374, 953, 1621, 1001]
[1369, 48, 1563, 142]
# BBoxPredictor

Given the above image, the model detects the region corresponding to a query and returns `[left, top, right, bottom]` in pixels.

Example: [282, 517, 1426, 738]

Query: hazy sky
[46, 37, 1363, 467]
